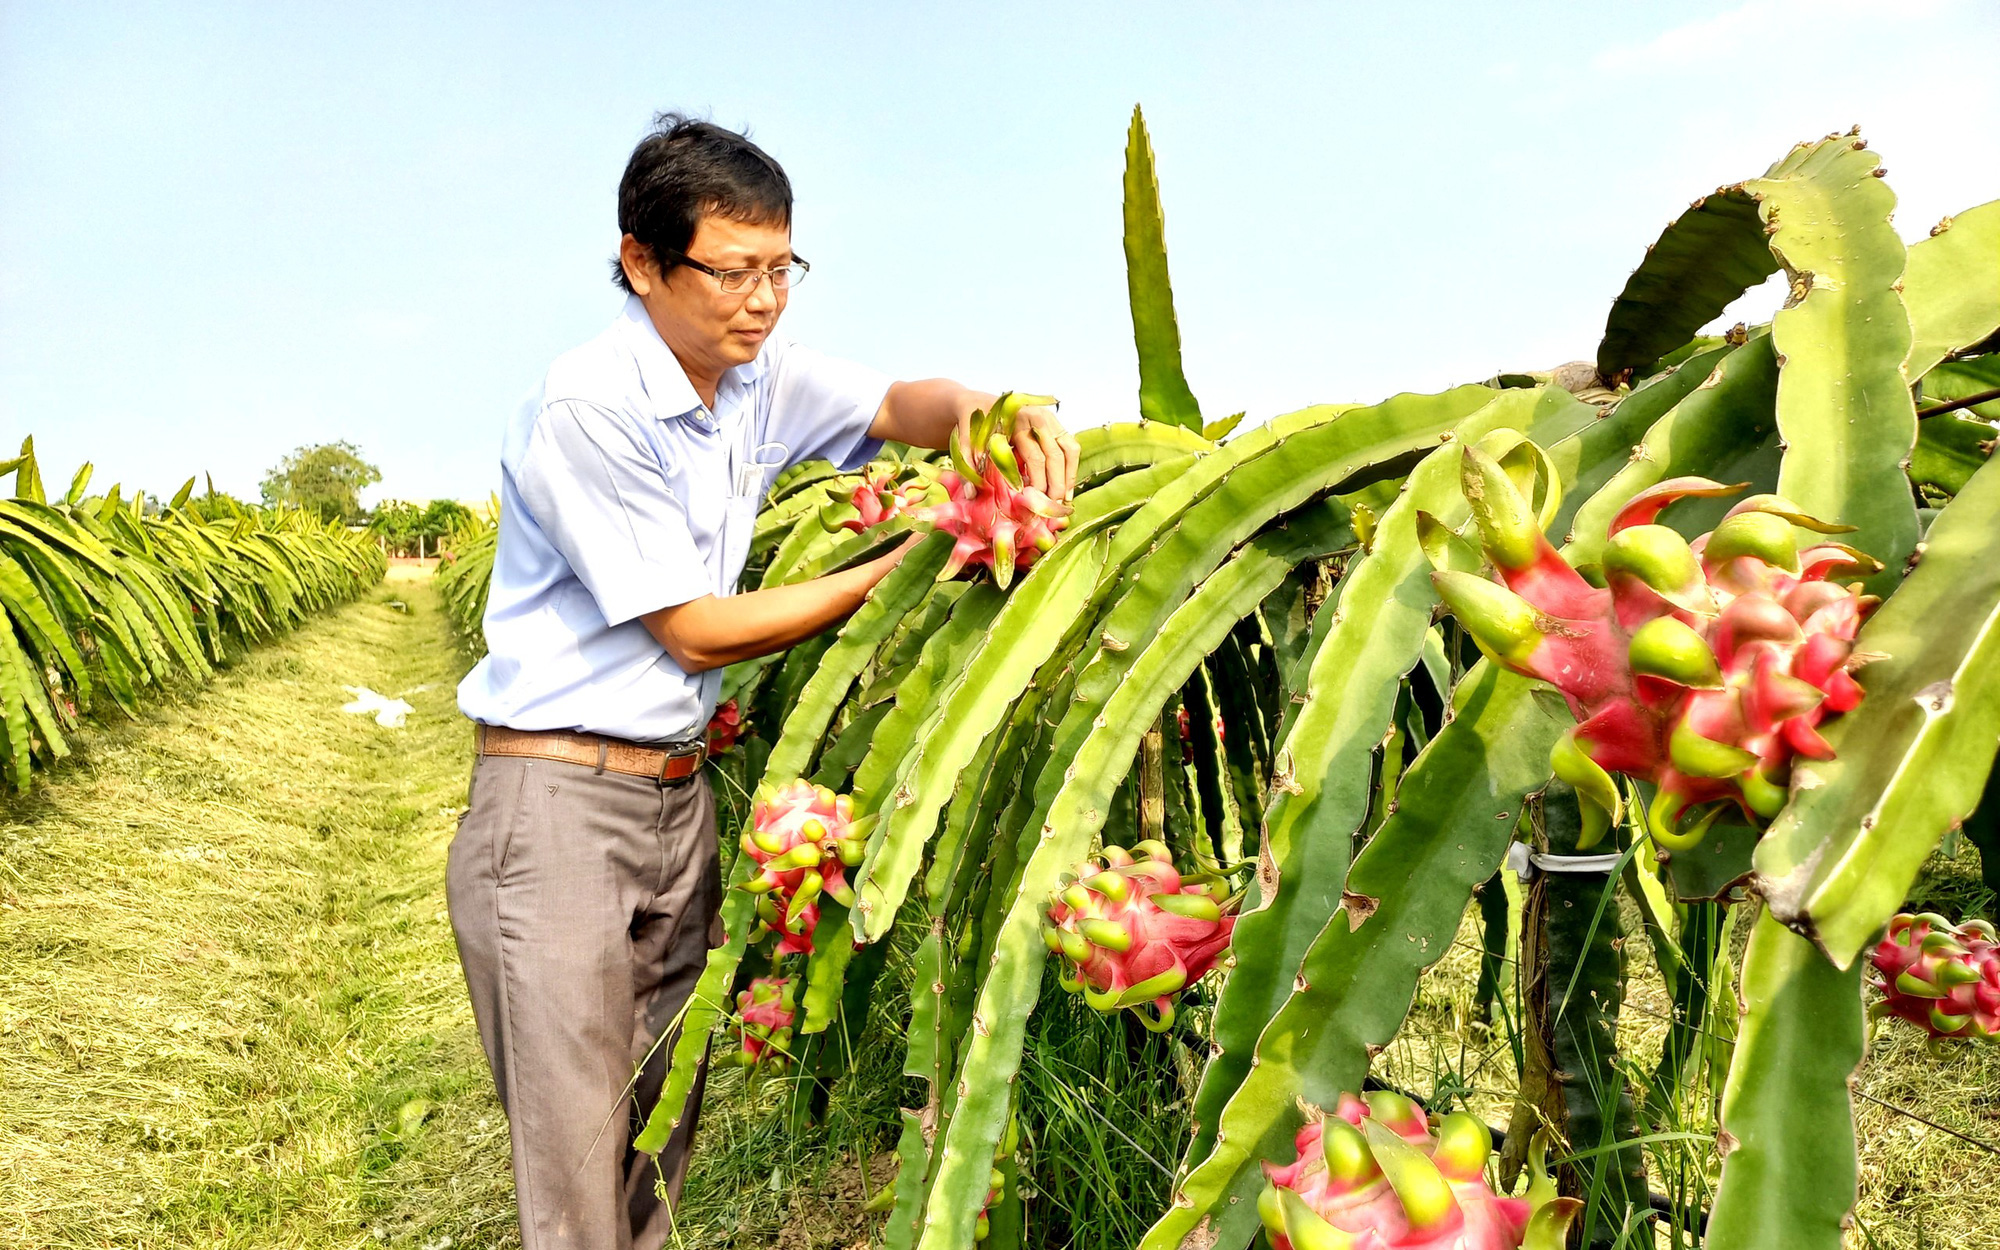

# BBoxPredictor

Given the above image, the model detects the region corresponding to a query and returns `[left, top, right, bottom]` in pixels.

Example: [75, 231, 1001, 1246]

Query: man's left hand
[1006, 403, 1081, 502]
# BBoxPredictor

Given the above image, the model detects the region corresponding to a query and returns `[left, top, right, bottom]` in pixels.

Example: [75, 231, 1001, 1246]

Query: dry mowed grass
[0, 576, 516, 1248]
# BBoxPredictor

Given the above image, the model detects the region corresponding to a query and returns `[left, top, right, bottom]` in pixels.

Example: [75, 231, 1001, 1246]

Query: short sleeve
[513, 400, 710, 626]
[762, 340, 892, 472]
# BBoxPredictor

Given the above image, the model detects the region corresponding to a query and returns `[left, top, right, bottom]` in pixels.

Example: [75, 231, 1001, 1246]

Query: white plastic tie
[1505, 841, 1621, 880]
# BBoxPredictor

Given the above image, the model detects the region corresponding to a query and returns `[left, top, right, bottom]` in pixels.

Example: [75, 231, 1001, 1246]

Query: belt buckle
[657, 739, 706, 785]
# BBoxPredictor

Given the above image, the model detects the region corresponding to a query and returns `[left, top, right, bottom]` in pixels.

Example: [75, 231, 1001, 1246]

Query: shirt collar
[618, 294, 769, 427]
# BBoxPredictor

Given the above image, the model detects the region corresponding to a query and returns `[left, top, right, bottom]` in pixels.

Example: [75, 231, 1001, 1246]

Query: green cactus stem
[1705, 914, 1864, 1250]
[1123, 105, 1203, 432]
[1756, 447, 2000, 968]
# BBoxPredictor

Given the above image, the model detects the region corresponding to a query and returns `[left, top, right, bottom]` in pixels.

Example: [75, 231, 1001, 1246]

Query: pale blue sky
[4, 1, 1996, 505]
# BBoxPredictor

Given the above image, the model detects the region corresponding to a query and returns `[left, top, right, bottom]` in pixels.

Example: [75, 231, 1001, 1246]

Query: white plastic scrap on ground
[340, 686, 415, 729]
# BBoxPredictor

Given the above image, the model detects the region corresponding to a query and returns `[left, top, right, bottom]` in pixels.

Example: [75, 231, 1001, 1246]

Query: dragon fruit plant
[1425, 433, 1878, 851]
[1260, 1091, 1581, 1250]
[1869, 912, 2000, 1040]
[731, 975, 797, 1071]
[1041, 840, 1237, 1031]
[739, 779, 871, 957]
[913, 391, 1073, 589]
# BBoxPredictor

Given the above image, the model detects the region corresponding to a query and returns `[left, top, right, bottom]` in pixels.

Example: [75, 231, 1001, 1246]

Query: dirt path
[0, 572, 517, 1248]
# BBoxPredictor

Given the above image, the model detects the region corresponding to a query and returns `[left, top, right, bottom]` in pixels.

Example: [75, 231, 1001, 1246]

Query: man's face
[625, 215, 792, 387]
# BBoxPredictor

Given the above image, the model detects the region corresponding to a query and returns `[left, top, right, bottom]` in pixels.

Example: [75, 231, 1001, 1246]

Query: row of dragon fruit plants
[438, 110, 2000, 1248]
[0, 440, 388, 792]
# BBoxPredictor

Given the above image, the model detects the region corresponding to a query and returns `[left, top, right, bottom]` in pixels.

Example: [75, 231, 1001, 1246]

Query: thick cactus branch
[1704, 914, 1864, 1250]
[1756, 447, 2000, 967]
[1597, 187, 1777, 382]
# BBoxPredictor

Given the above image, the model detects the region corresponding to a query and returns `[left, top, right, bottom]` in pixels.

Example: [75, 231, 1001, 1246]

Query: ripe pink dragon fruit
[706, 698, 744, 754]
[1041, 840, 1236, 1031]
[1424, 431, 1878, 850]
[839, 470, 932, 533]
[912, 392, 1072, 590]
[1260, 1091, 1580, 1250]
[739, 780, 871, 957]
[1869, 912, 2000, 1040]
[731, 975, 797, 1070]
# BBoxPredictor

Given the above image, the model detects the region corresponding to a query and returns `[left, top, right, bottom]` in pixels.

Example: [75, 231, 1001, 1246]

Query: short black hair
[611, 112, 793, 293]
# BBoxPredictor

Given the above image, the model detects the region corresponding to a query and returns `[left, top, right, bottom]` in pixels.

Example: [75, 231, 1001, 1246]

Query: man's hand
[961, 402, 1080, 501]
[877, 380, 1083, 501]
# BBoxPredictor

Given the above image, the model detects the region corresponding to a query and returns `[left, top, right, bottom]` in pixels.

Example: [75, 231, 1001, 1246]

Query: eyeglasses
[663, 248, 810, 293]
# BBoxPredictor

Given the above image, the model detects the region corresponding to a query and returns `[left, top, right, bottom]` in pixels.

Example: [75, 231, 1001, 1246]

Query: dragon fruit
[838, 470, 932, 533]
[705, 698, 744, 754]
[912, 392, 1072, 589]
[739, 780, 872, 957]
[1424, 431, 1878, 851]
[1869, 912, 2000, 1040]
[731, 975, 797, 1070]
[1041, 840, 1236, 1031]
[1260, 1092, 1580, 1250]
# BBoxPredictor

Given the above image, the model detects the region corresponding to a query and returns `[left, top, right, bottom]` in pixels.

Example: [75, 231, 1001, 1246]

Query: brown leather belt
[476, 723, 707, 782]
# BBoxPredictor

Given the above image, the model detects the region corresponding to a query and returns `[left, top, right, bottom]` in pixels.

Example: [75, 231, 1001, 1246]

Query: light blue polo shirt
[457, 295, 889, 743]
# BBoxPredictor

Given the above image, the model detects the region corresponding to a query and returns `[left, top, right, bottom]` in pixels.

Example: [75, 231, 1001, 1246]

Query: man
[447, 113, 1079, 1250]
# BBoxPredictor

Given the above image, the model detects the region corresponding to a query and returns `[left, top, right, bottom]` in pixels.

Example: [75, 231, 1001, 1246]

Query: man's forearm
[873, 378, 991, 451]
[639, 549, 898, 673]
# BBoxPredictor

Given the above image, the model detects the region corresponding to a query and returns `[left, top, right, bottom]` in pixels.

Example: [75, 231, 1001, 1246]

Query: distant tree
[259, 442, 381, 523]
[420, 497, 474, 539]
[367, 500, 425, 553]
[366, 497, 475, 556]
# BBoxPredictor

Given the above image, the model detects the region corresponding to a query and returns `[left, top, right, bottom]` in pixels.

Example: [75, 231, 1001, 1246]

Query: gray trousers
[446, 752, 721, 1250]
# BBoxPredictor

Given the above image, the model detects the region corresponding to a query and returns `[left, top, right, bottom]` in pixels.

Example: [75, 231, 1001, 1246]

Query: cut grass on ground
[0, 572, 516, 1248]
